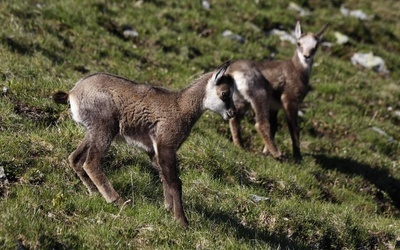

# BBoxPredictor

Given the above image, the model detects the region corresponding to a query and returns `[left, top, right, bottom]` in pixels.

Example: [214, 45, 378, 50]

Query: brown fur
[53, 61, 236, 227]
[228, 22, 327, 162]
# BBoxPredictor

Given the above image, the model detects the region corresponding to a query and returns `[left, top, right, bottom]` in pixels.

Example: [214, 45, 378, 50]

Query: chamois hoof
[293, 155, 303, 164]
[112, 197, 128, 207]
[275, 154, 287, 162]
[262, 148, 286, 162]
[177, 217, 189, 228]
[164, 203, 173, 211]
[86, 187, 99, 195]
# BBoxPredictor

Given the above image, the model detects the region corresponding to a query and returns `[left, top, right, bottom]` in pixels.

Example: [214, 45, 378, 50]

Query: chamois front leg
[147, 151, 161, 172]
[229, 98, 249, 147]
[229, 109, 246, 147]
[156, 146, 188, 227]
[282, 101, 302, 163]
[147, 151, 173, 210]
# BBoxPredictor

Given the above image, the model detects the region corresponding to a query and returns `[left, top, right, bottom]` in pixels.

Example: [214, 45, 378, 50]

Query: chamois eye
[221, 91, 230, 100]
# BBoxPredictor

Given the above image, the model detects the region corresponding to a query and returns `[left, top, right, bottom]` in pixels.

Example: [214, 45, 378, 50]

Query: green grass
[0, 0, 399, 249]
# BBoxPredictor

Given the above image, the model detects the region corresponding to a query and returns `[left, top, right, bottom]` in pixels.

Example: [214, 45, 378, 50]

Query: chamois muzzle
[226, 108, 236, 119]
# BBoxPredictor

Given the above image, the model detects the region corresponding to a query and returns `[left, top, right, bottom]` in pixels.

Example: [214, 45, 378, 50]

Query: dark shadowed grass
[0, 0, 399, 249]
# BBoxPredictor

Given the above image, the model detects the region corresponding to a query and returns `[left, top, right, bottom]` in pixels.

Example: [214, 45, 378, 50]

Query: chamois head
[295, 21, 328, 65]
[204, 61, 236, 120]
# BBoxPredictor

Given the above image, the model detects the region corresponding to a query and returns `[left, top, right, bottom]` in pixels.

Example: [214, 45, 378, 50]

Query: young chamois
[53, 61, 236, 227]
[228, 21, 327, 162]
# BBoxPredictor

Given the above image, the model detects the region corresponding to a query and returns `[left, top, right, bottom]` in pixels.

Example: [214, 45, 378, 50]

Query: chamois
[53, 61, 236, 227]
[228, 21, 328, 162]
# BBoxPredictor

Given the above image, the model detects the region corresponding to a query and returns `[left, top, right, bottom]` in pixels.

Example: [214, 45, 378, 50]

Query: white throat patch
[297, 49, 310, 69]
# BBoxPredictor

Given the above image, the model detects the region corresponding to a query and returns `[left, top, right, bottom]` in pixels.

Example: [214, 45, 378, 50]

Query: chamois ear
[212, 60, 232, 84]
[295, 21, 302, 40]
[316, 24, 329, 41]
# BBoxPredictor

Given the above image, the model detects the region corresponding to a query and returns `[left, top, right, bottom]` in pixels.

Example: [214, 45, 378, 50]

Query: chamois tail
[52, 91, 69, 105]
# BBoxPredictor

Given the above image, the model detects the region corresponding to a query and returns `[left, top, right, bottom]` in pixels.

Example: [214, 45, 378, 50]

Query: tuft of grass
[0, 0, 399, 249]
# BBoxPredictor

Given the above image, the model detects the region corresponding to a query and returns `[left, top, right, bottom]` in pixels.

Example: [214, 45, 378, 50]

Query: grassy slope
[0, 0, 399, 249]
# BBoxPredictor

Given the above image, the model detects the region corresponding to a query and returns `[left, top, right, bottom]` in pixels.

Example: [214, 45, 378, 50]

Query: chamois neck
[177, 74, 209, 121]
[293, 50, 313, 75]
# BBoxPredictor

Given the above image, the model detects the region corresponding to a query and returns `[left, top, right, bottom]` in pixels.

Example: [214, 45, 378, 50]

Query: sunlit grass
[0, 0, 399, 249]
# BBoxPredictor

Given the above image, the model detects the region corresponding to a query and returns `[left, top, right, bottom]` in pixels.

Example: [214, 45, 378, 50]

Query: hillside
[0, 0, 399, 249]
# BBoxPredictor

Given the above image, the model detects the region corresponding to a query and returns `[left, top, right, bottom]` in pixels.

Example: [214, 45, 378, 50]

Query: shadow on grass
[3, 36, 65, 64]
[314, 154, 400, 211]
[104, 154, 307, 248]
[192, 203, 308, 249]
[103, 152, 164, 203]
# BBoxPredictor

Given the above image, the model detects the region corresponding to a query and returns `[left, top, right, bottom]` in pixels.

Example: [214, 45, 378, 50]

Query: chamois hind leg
[250, 96, 282, 159]
[82, 128, 123, 205]
[156, 146, 188, 227]
[282, 101, 302, 162]
[68, 134, 97, 194]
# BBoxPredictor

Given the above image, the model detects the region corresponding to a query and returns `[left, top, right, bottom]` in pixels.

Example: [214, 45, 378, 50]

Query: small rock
[334, 31, 349, 44]
[201, 0, 210, 10]
[222, 30, 246, 44]
[250, 194, 270, 203]
[123, 29, 138, 39]
[340, 6, 372, 20]
[268, 29, 296, 44]
[321, 41, 333, 49]
[2, 86, 9, 94]
[0, 167, 8, 183]
[288, 2, 310, 16]
[351, 52, 389, 74]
